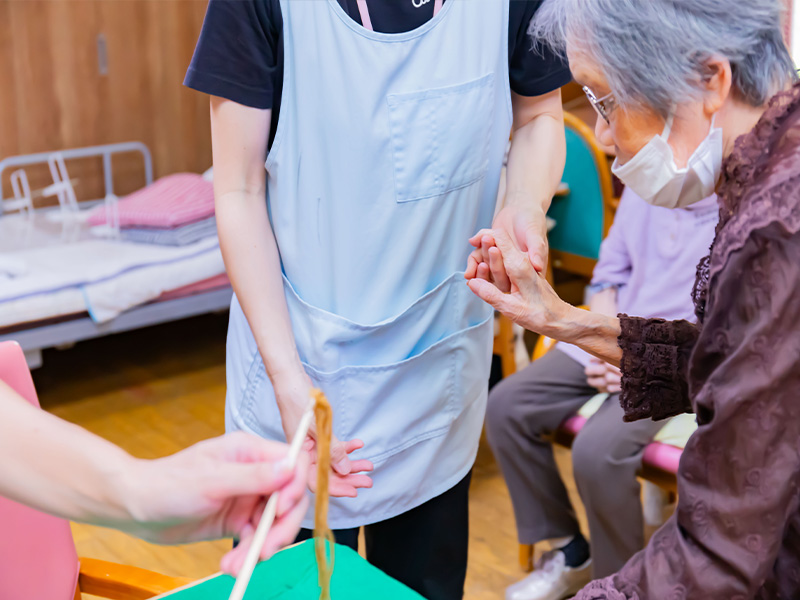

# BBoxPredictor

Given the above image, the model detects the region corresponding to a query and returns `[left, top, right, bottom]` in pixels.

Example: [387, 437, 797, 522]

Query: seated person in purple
[486, 187, 718, 600]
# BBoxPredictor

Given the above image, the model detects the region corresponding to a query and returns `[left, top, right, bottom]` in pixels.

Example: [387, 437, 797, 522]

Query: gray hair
[530, 0, 798, 117]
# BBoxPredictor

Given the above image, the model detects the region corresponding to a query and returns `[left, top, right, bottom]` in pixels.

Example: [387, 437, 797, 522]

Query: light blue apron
[226, 0, 513, 528]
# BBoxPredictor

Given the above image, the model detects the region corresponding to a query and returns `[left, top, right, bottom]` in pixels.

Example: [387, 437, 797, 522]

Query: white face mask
[611, 113, 723, 209]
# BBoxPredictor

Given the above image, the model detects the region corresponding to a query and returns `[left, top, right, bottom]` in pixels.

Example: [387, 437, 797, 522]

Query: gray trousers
[485, 349, 663, 578]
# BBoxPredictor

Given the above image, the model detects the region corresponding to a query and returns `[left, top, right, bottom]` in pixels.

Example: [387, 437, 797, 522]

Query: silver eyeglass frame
[582, 86, 617, 124]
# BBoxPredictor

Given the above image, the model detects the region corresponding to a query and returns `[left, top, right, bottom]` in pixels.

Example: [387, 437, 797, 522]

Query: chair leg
[495, 315, 517, 379]
[519, 543, 534, 573]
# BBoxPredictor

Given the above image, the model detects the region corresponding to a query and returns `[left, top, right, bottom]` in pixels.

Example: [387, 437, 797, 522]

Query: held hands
[275, 375, 373, 499]
[465, 228, 567, 338]
[467, 203, 549, 278]
[122, 433, 309, 575]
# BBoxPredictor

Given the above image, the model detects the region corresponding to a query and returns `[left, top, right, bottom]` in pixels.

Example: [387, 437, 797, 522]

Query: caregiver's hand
[466, 200, 549, 286]
[275, 376, 373, 498]
[466, 229, 567, 337]
[304, 437, 374, 499]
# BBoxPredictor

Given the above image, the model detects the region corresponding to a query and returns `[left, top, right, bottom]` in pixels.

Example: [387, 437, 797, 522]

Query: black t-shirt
[186, 0, 571, 146]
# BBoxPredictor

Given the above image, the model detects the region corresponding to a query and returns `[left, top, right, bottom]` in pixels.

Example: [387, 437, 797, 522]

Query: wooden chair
[547, 112, 617, 279]
[0, 340, 193, 600]
[492, 314, 517, 380]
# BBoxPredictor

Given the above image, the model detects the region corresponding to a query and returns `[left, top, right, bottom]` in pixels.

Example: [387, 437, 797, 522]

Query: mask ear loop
[661, 111, 676, 139]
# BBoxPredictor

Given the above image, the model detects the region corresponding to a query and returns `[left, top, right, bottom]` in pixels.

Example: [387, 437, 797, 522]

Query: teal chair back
[547, 112, 614, 273]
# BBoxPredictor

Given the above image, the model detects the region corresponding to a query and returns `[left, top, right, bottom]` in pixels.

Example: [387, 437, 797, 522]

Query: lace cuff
[617, 315, 698, 422]
[574, 577, 638, 600]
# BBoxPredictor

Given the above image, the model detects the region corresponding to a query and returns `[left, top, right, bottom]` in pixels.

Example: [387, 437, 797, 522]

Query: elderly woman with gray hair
[467, 0, 800, 598]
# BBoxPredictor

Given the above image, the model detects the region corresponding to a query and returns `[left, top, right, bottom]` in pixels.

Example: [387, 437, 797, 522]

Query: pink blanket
[88, 173, 214, 228]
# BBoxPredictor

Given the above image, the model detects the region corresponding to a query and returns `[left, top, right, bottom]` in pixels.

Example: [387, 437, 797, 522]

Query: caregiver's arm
[0, 380, 307, 568]
[210, 98, 372, 494]
[468, 89, 565, 278]
[505, 89, 566, 238]
[209, 99, 307, 430]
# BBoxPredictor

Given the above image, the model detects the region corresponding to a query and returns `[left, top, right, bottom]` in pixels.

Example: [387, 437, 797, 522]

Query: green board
[159, 540, 425, 599]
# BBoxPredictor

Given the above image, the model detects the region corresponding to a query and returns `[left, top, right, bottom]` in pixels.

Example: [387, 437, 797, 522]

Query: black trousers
[295, 471, 472, 600]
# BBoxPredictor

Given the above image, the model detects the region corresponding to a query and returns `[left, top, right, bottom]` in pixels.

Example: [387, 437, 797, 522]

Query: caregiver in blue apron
[186, 1, 569, 597]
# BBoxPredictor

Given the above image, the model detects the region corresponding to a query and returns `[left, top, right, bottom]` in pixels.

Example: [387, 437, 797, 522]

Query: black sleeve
[184, 0, 282, 109]
[508, 1, 572, 97]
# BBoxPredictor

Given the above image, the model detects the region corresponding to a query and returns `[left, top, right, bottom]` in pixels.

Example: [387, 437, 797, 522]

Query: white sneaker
[505, 550, 592, 600]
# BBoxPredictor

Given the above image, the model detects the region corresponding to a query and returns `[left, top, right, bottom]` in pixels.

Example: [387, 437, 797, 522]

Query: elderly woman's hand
[585, 358, 622, 394]
[466, 229, 568, 337]
[467, 229, 624, 366]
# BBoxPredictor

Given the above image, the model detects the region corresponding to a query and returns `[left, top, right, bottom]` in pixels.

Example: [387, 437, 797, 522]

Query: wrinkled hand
[585, 358, 622, 394]
[466, 204, 549, 289]
[276, 377, 373, 499]
[465, 229, 566, 337]
[604, 363, 622, 394]
[585, 358, 609, 393]
[123, 432, 309, 574]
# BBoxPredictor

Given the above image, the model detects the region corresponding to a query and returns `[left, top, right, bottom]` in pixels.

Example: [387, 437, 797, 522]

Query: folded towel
[121, 216, 218, 246]
[87, 173, 214, 229]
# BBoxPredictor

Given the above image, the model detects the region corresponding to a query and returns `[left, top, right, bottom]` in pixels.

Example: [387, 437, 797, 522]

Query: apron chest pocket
[387, 73, 495, 203]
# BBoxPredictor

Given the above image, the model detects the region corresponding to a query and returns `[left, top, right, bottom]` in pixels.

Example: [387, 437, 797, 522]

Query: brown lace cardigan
[576, 84, 800, 599]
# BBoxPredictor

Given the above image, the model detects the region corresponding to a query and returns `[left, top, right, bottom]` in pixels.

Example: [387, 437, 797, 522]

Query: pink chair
[0, 341, 191, 600]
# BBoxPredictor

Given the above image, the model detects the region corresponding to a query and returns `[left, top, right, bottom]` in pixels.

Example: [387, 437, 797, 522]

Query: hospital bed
[0, 143, 232, 368]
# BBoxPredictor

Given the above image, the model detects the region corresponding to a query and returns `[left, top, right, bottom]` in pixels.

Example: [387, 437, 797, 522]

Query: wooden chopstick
[228, 400, 315, 600]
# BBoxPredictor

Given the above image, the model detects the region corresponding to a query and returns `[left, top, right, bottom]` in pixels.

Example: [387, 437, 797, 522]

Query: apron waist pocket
[303, 316, 492, 463]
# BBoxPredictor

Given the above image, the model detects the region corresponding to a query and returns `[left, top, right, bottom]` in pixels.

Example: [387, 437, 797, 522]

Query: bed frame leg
[24, 348, 43, 370]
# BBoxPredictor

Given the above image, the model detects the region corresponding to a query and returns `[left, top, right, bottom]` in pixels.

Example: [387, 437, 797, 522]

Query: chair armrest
[78, 557, 193, 600]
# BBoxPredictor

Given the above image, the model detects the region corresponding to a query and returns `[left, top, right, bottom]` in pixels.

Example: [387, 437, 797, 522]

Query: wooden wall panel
[101, 0, 160, 197]
[0, 1, 19, 159]
[0, 0, 212, 205]
[7, 2, 62, 156]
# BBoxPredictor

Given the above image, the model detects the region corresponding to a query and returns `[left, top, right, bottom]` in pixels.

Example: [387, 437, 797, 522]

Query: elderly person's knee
[571, 427, 622, 492]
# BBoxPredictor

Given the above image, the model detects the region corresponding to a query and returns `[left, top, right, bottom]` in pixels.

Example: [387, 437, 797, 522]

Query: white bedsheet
[0, 237, 225, 326]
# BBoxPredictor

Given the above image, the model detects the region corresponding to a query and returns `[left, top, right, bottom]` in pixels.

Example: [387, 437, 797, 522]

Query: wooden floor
[34, 314, 587, 600]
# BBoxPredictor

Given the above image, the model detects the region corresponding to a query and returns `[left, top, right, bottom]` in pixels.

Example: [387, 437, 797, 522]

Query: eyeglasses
[582, 86, 617, 124]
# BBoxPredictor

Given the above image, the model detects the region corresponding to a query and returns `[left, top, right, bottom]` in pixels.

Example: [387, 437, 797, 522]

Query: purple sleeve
[576, 226, 800, 599]
[590, 190, 633, 287]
